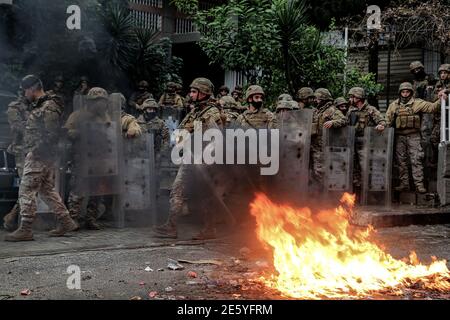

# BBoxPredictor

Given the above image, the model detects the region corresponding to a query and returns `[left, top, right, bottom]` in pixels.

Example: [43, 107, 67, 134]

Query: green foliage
[344, 69, 384, 98]
[171, 0, 199, 15]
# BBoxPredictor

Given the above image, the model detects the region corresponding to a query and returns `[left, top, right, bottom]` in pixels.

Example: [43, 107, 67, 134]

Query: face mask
[144, 111, 157, 121]
[252, 101, 263, 109]
[400, 96, 412, 104]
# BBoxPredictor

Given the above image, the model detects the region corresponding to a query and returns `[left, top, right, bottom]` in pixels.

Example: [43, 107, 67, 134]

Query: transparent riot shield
[275, 109, 313, 203]
[122, 131, 157, 226]
[360, 127, 394, 207]
[74, 93, 125, 227]
[160, 106, 182, 122]
[323, 126, 355, 198]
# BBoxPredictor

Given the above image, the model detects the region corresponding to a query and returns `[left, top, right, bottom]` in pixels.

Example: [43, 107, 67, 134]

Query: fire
[250, 193, 450, 299]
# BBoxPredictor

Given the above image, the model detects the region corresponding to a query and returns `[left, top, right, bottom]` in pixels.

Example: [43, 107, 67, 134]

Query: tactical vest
[180, 100, 221, 132]
[395, 104, 421, 132]
[348, 105, 376, 136]
[241, 109, 272, 129]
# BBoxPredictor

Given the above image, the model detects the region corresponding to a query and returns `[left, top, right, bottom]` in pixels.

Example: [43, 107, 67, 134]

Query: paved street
[1, 221, 450, 300]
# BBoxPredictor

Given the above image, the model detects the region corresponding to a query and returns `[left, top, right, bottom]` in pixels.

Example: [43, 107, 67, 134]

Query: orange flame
[250, 193, 450, 299]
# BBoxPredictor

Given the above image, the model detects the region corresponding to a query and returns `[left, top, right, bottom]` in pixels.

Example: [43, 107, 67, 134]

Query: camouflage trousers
[310, 138, 323, 189]
[168, 164, 189, 218]
[67, 173, 99, 222]
[395, 133, 424, 188]
[19, 152, 70, 223]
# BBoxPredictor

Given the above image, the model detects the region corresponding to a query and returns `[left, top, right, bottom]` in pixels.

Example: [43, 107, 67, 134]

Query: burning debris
[250, 193, 450, 299]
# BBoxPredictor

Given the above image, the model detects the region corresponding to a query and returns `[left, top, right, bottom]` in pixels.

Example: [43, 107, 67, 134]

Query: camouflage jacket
[222, 109, 241, 127]
[179, 99, 223, 133]
[121, 111, 142, 138]
[128, 91, 153, 109]
[24, 94, 64, 159]
[413, 75, 434, 101]
[346, 102, 386, 136]
[236, 108, 277, 129]
[158, 93, 184, 109]
[137, 115, 170, 151]
[431, 80, 450, 102]
[311, 101, 346, 137]
[386, 98, 440, 135]
[6, 96, 31, 156]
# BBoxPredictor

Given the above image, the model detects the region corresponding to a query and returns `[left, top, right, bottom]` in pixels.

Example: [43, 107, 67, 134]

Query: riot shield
[275, 109, 313, 203]
[323, 126, 355, 199]
[122, 131, 157, 226]
[360, 127, 394, 207]
[74, 93, 125, 227]
[160, 106, 182, 122]
[164, 116, 179, 148]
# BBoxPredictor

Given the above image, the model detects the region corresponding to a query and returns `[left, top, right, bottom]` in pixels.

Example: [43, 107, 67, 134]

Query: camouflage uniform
[158, 82, 184, 109]
[218, 96, 241, 127]
[3, 94, 31, 231]
[154, 78, 223, 239]
[121, 111, 142, 138]
[347, 87, 386, 188]
[128, 80, 153, 115]
[297, 87, 316, 109]
[236, 86, 277, 129]
[5, 75, 77, 241]
[409, 61, 434, 101]
[310, 88, 347, 188]
[386, 82, 441, 192]
[334, 97, 348, 116]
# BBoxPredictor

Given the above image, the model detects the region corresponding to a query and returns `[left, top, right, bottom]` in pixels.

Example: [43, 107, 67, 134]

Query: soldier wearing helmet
[138, 98, 169, 148]
[128, 80, 153, 115]
[409, 61, 435, 101]
[4, 75, 77, 242]
[431, 64, 450, 101]
[276, 93, 299, 113]
[158, 81, 184, 109]
[218, 95, 241, 126]
[346, 87, 386, 190]
[217, 85, 230, 99]
[310, 88, 347, 189]
[386, 82, 448, 193]
[231, 85, 244, 104]
[236, 85, 277, 129]
[154, 77, 223, 241]
[74, 76, 90, 97]
[334, 97, 348, 115]
[296, 87, 316, 109]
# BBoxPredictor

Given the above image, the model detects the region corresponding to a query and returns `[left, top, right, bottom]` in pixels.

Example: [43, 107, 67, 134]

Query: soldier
[48, 75, 66, 100]
[334, 97, 349, 116]
[386, 82, 447, 193]
[236, 85, 277, 129]
[218, 95, 241, 127]
[409, 61, 434, 101]
[3, 89, 31, 231]
[153, 77, 223, 240]
[217, 85, 230, 99]
[275, 94, 299, 114]
[431, 64, 450, 101]
[158, 82, 184, 109]
[73, 76, 90, 96]
[310, 88, 347, 188]
[128, 80, 153, 115]
[346, 87, 386, 189]
[231, 85, 244, 104]
[137, 98, 169, 153]
[4, 75, 77, 241]
[296, 87, 316, 109]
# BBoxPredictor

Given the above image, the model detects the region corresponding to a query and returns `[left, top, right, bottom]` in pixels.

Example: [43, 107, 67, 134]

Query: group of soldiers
[2, 62, 449, 241]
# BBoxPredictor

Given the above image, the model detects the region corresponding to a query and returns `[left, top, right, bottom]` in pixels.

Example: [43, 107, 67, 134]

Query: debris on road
[165, 286, 174, 292]
[187, 271, 198, 278]
[148, 291, 158, 298]
[144, 266, 153, 272]
[167, 258, 184, 270]
[20, 289, 31, 296]
[178, 259, 223, 266]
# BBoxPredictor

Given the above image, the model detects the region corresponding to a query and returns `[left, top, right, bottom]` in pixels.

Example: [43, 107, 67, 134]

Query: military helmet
[219, 96, 238, 109]
[409, 61, 424, 71]
[348, 87, 366, 99]
[334, 97, 348, 107]
[138, 80, 149, 88]
[166, 81, 177, 90]
[398, 82, 414, 94]
[245, 85, 265, 100]
[234, 85, 243, 92]
[21, 74, 42, 90]
[297, 87, 314, 99]
[174, 82, 183, 91]
[276, 100, 298, 111]
[438, 64, 450, 74]
[80, 76, 89, 82]
[87, 87, 109, 100]
[219, 85, 230, 93]
[278, 93, 293, 101]
[314, 88, 332, 101]
[142, 98, 159, 110]
[190, 77, 214, 96]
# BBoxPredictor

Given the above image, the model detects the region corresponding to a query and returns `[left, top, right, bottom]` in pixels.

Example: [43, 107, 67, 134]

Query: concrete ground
[0, 220, 450, 300]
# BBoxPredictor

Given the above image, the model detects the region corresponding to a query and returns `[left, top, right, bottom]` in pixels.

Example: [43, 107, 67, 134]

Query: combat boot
[85, 219, 101, 230]
[3, 204, 19, 232]
[4, 219, 34, 242]
[48, 214, 78, 237]
[153, 219, 177, 239]
[416, 184, 427, 194]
